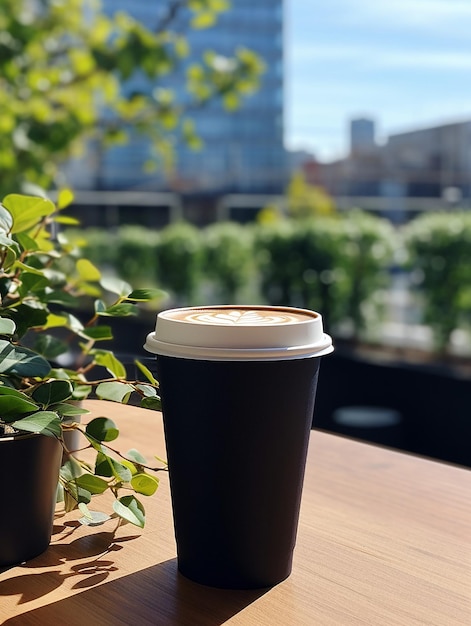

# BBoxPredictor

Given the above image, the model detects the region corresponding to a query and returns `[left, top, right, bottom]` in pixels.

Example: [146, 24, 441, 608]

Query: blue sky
[284, 0, 471, 161]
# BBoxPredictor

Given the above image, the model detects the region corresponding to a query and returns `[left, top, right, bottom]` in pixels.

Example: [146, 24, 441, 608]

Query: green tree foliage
[404, 211, 471, 353]
[0, 0, 264, 195]
[286, 172, 335, 218]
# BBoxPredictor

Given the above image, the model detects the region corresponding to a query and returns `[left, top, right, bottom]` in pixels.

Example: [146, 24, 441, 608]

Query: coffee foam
[166, 307, 315, 326]
[144, 305, 333, 361]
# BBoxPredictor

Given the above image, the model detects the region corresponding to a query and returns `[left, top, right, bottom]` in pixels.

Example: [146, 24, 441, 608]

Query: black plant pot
[0, 432, 62, 568]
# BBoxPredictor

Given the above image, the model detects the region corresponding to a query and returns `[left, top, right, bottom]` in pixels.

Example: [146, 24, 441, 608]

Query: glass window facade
[96, 0, 286, 194]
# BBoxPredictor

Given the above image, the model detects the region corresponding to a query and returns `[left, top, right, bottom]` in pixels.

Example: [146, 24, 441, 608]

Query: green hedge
[254, 211, 395, 334]
[341, 210, 396, 334]
[202, 222, 255, 302]
[72, 210, 397, 340]
[69, 210, 471, 353]
[404, 211, 471, 352]
[155, 222, 204, 305]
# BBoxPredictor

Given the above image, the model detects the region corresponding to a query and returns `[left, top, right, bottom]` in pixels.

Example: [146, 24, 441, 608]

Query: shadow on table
[0, 526, 140, 604]
[2, 558, 269, 625]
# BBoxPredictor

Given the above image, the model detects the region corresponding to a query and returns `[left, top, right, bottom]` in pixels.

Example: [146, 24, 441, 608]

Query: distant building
[311, 118, 471, 218]
[384, 120, 471, 198]
[350, 117, 377, 155]
[67, 0, 286, 197]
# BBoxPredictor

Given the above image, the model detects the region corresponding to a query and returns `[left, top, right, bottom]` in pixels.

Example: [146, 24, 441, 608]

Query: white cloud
[333, 0, 471, 31]
[291, 43, 363, 63]
[376, 50, 471, 70]
[290, 43, 471, 72]
[361, 0, 471, 21]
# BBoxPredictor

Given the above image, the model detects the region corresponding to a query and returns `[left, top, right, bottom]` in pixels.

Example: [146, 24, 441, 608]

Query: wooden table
[1, 400, 470, 625]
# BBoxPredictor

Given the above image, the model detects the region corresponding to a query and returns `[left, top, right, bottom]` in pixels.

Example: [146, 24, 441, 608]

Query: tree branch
[155, 0, 188, 34]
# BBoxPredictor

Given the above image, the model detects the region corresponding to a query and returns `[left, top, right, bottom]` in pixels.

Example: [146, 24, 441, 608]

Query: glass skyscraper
[96, 0, 286, 194]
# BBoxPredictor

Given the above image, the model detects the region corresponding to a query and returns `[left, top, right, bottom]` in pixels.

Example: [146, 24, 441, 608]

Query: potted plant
[0, 191, 165, 568]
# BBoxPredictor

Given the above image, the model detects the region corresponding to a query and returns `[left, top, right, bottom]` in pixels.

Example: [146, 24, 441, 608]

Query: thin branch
[155, 0, 188, 34]
[65, 428, 167, 473]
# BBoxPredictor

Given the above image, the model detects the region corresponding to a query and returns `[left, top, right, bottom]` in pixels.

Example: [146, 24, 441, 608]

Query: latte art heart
[185, 310, 301, 325]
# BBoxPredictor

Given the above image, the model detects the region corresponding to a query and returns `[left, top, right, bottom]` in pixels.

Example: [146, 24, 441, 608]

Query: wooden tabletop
[0, 400, 470, 625]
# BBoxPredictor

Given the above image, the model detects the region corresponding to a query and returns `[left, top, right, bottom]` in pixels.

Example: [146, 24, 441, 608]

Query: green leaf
[42, 313, 69, 330]
[82, 325, 113, 341]
[0, 318, 16, 335]
[8, 304, 49, 336]
[57, 188, 74, 210]
[125, 288, 166, 302]
[97, 303, 137, 317]
[135, 384, 158, 397]
[51, 402, 90, 417]
[63, 489, 80, 513]
[0, 205, 14, 234]
[100, 277, 132, 297]
[140, 396, 162, 411]
[64, 482, 91, 505]
[94, 451, 114, 477]
[96, 381, 134, 403]
[0, 387, 34, 400]
[14, 232, 38, 253]
[0, 232, 15, 249]
[75, 473, 109, 495]
[113, 495, 146, 528]
[126, 448, 147, 464]
[86, 417, 119, 442]
[93, 352, 127, 378]
[78, 510, 111, 526]
[76, 258, 101, 282]
[2, 194, 56, 233]
[96, 454, 132, 483]
[120, 458, 138, 475]
[223, 92, 239, 111]
[0, 244, 17, 270]
[60, 459, 83, 482]
[191, 12, 216, 28]
[55, 216, 80, 225]
[78, 502, 93, 519]
[62, 313, 85, 334]
[0, 339, 51, 376]
[0, 385, 31, 400]
[134, 359, 158, 385]
[17, 272, 49, 297]
[43, 290, 78, 307]
[56, 482, 64, 504]
[12, 411, 61, 437]
[33, 333, 68, 359]
[12, 261, 46, 277]
[0, 392, 39, 419]
[94, 299, 107, 314]
[71, 384, 92, 401]
[131, 473, 159, 496]
[31, 380, 73, 406]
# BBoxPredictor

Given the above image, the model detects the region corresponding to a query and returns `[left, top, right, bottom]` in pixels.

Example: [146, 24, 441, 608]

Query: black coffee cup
[144, 305, 333, 589]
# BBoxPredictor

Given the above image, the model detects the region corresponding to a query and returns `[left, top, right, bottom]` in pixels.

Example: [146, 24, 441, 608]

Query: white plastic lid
[144, 305, 334, 361]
